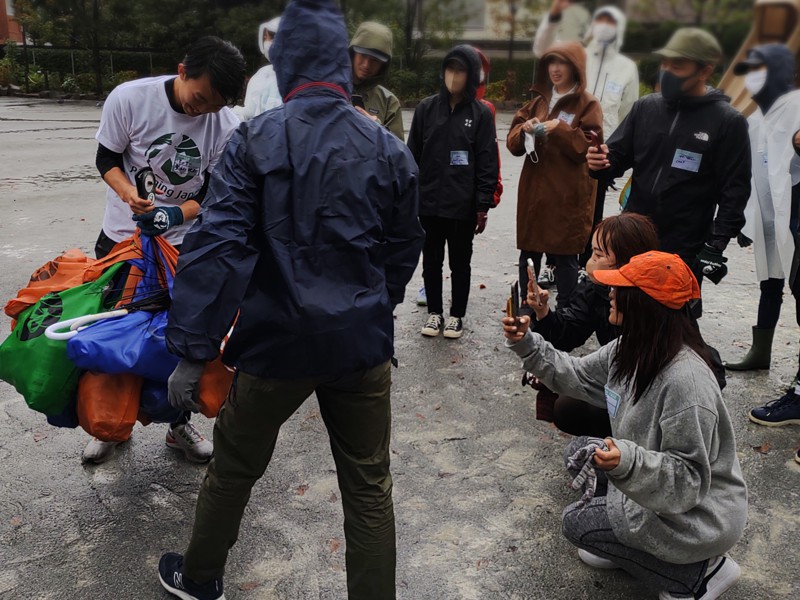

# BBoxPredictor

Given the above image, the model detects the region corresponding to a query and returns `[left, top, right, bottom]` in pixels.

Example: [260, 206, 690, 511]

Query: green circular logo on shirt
[146, 133, 202, 186]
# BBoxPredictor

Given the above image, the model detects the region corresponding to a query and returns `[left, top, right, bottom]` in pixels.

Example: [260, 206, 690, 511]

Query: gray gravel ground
[0, 98, 798, 600]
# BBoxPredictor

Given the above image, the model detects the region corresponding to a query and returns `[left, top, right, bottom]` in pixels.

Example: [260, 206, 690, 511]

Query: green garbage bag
[0, 263, 123, 415]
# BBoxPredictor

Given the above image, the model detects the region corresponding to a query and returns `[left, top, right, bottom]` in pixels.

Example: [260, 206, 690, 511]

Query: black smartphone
[588, 130, 603, 152]
[508, 282, 520, 324]
[352, 94, 365, 110]
[135, 167, 156, 205]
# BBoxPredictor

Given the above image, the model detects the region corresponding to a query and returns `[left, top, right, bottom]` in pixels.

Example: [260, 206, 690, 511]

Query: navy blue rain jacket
[165, 0, 424, 379]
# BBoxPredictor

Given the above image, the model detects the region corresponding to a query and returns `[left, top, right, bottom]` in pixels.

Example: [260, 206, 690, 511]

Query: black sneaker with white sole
[443, 316, 463, 339]
[421, 313, 444, 337]
[158, 552, 225, 600]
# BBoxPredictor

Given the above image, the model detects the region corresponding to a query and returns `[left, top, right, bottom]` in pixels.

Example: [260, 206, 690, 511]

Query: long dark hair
[594, 213, 659, 267]
[613, 287, 712, 403]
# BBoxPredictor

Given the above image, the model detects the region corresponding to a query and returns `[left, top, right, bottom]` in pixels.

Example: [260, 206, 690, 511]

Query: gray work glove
[566, 437, 608, 509]
[168, 359, 205, 412]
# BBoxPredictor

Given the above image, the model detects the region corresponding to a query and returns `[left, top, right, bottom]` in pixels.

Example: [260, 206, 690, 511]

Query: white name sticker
[557, 111, 575, 126]
[671, 149, 703, 173]
[450, 151, 469, 166]
[604, 385, 621, 419]
[605, 81, 623, 97]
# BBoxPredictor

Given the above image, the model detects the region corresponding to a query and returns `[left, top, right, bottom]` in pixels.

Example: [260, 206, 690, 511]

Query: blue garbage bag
[66, 310, 179, 382]
[140, 379, 182, 424]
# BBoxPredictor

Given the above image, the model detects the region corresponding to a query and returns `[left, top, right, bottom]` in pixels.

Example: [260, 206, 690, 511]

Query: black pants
[553, 396, 612, 438]
[420, 216, 475, 318]
[94, 229, 190, 427]
[519, 251, 579, 308]
[579, 183, 607, 268]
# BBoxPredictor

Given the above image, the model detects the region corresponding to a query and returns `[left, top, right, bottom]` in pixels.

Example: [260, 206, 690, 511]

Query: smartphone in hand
[352, 94, 366, 110]
[588, 130, 603, 152]
[507, 282, 521, 324]
[526, 258, 541, 306]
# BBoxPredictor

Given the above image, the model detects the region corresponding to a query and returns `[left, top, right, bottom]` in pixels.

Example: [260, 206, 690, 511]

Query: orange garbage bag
[77, 372, 142, 442]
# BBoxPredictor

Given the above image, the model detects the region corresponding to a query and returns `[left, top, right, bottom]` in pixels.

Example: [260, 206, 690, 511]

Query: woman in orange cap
[503, 251, 747, 600]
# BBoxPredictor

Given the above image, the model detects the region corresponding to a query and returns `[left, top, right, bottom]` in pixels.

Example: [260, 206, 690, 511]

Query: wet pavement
[0, 97, 798, 600]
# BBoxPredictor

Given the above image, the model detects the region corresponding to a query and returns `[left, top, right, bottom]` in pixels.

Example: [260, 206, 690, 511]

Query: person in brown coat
[507, 41, 603, 308]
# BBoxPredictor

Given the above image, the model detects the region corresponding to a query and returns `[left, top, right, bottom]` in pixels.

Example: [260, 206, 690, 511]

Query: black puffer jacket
[532, 279, 617, 351]
[407, 45, 499, 220]
[593, 90, 751, 262]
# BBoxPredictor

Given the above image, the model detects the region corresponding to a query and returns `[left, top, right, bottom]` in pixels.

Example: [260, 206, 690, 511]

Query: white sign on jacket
[741, 89, 800, 281]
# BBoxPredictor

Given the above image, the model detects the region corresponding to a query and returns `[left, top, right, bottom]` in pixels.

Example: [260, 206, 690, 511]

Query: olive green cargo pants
[182, 361, 395, 599]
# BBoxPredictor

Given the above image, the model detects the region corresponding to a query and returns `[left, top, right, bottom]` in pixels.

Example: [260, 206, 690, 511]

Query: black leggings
[420, 216, 475, 318]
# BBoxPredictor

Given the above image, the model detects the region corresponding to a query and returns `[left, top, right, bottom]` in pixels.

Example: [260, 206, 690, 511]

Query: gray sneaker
[166, 423, 213, 464]
[82, 437, 123, 464]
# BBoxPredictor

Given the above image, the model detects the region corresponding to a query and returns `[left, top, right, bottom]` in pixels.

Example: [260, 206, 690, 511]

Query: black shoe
[158, 553, 225, 600]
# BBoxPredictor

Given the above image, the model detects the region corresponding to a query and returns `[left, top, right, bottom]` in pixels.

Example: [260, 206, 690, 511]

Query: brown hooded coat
[507, 42, 602, 254]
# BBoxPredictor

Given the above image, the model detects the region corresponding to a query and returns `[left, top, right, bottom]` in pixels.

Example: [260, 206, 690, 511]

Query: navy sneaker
[158, 553, 225, 600]
[748, 390, 800, 426]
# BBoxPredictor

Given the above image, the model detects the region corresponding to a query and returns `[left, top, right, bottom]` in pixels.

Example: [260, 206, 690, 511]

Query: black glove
[475, 212, 488, 235]
[737, 233, 753, 248]
[132, 206, 184, 236]
[168, 359, 205, 412]
[696, 243, 728, 284]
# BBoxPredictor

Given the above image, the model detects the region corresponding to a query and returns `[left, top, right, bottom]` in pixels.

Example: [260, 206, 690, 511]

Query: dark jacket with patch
[165, 0, 424, 379]
[593, 90, 751, 261]
[407, 45, 499, 221]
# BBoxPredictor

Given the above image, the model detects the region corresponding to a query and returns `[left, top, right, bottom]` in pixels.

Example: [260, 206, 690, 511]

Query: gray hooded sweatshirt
[508, 332, 748, 564]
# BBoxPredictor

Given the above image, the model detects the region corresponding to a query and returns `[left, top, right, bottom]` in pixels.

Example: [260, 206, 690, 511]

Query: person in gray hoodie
[503, 251, 747, 600]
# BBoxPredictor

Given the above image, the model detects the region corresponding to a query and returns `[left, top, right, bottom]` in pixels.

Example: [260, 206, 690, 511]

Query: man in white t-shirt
[86, 36, 246, 465]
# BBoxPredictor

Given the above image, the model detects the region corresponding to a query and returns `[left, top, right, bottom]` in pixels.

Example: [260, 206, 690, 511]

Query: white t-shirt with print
[96, 75, 239, 244]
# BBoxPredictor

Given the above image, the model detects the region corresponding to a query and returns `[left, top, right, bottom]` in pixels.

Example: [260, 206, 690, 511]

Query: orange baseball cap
[592, 251, 701, 310]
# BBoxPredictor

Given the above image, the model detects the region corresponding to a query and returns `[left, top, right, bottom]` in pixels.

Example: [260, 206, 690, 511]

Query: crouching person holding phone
[503, 251, 747, 600]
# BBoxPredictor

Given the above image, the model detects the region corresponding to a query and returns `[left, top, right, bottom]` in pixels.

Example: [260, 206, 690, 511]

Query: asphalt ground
[0, 98, 798, 600]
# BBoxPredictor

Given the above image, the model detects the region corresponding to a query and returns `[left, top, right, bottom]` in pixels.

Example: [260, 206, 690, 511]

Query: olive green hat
[655, 28, 723, 64]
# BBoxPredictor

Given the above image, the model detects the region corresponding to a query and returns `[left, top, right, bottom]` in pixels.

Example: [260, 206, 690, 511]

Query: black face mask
[659, 68, 700, 101]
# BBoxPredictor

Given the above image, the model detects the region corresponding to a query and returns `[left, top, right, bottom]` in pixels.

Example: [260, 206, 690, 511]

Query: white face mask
[744, 70, 768, 95]
[524, 132, 539, 164]
[262, 40, 273, 60]
[593, 23, 617, 44]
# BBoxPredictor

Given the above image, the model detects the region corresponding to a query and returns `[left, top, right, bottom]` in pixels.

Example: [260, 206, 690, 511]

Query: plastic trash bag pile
[0, 232, 232, 441]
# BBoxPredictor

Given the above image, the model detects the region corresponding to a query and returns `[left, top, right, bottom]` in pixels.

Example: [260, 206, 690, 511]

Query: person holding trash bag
[503, 251, 747, 600]
[158, 1, 423, 598]
[86, 36, 246, 464]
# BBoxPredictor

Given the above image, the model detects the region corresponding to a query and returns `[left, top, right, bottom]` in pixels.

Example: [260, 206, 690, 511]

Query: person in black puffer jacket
[524, 213, 659, 437]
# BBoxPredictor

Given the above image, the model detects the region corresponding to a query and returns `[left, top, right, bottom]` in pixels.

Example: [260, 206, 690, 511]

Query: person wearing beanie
[233, 16, 283, 120]
[157, 0, 423, 597]
[349, 21, 404, 139]
[503, 250, 747, 600]
[725, 45, 800, 371]
[408, 44, 499, 340]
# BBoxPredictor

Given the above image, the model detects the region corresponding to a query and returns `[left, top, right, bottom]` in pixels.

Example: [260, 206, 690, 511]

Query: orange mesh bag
[77, 372, 142, 442]
[4, 249, 94, 319]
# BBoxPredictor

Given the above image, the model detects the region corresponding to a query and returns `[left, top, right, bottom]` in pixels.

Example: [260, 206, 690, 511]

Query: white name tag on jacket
[672, 149, 703, 173]
[605, 81, 623, 97]
[557, 111, 575, 125]
[450, 151, 469, 166]
[604, 385, 621, 419]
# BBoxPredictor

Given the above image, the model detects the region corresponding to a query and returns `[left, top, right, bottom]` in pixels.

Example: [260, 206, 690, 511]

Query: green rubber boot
[725, 327, 775, 371]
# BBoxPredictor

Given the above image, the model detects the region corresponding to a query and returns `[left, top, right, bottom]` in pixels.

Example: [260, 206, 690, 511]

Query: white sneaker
[538, 265, 556, 289]
[442, 316, 464, 339]
[421, 313, 443, 337]
[658, 556, 740, 600]
[82, 437, 123, 464]
[166, 423, 213, 464]
[577, 549, 619, 570]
